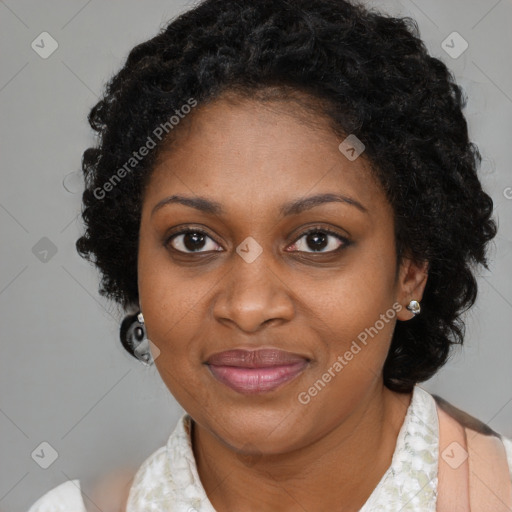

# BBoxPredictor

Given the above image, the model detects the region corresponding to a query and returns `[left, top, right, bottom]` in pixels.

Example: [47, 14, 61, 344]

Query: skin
[137, 93, 428, 511]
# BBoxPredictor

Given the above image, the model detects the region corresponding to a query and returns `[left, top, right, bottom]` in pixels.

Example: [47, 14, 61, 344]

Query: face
[137, 93, 425, 455]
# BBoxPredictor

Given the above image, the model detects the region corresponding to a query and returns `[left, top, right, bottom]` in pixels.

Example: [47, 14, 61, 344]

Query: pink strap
[436, 401, 512, 511]
[437, 405, 470, 511]
[466, 427, 512, 511]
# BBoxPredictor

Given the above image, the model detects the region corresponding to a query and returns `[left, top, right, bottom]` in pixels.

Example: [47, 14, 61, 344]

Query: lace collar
[126, 385, 439, 511]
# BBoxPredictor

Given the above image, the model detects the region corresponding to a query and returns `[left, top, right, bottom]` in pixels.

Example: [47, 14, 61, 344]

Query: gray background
[1, 0, 511, 510]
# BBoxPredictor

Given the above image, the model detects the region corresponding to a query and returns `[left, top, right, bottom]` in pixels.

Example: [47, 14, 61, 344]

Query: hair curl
[76, 0, 497, 392]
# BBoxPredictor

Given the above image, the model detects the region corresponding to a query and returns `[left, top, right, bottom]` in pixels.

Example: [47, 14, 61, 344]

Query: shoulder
[27, 442, 171, 512]
[27, 469, 136, 512]
[432, 392, 512, 481]
[432, 393, 500, 436]
[27, 479, 87, 512]
[503, 436, 512, 480]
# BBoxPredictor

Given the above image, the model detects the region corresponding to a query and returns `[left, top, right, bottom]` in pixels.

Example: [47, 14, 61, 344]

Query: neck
[192, 382, 413, 512]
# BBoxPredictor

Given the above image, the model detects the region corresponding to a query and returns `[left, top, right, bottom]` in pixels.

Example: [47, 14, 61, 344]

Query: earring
[406, 300, 421, 316]
[134, 312, 154, 366]
[119, 311, 154, 366]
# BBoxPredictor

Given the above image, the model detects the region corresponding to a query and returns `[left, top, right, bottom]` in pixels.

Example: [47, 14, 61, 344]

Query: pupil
[184, 232, 206, 251]
[307, 231, 327, 251]
[181, 231, 329, 252]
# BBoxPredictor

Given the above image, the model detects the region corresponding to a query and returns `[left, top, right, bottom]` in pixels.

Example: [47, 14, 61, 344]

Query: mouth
[205, 348, 310, 395]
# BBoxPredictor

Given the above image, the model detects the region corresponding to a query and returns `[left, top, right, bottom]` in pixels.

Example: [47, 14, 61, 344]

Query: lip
[205, 348, 310, 394]
[206, 348, 309, 367]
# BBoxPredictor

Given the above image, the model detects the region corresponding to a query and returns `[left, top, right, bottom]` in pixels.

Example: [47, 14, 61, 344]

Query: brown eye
[289, 228, 350, 254]
[166, 230, 222, 254]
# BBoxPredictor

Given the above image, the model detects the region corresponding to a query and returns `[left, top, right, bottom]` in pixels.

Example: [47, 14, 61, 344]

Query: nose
[212, 249, 295, 333]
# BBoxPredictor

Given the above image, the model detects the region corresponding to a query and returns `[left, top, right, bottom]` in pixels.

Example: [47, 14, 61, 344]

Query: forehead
[143, 96, 388, 219]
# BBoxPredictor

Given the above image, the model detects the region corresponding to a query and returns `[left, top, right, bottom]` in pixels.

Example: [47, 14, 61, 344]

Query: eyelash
[164, 226, 352, 255]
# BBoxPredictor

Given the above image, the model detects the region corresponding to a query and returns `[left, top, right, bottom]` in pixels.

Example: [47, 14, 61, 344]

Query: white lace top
[28, 385, 512, 512]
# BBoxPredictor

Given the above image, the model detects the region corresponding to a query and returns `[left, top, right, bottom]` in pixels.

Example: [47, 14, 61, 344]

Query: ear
[395, 256, 429, 321]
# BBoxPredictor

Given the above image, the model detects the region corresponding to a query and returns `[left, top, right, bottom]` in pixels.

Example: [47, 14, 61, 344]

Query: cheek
[138, 232, 207, 334]
[305, 288, 396, 391]
[311, 240, 397, 334]
[137, 241, 205, 379]
[301, 234, 398, 376]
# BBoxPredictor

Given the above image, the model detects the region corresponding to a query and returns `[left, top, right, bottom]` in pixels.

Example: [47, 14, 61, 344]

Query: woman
[28, 0, 512, 510]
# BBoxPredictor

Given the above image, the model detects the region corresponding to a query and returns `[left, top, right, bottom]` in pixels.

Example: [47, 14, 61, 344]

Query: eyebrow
[151, 192, 368, 218]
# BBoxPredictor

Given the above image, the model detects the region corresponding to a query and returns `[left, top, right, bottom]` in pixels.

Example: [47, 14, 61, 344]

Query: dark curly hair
[76, 0, 497, 393]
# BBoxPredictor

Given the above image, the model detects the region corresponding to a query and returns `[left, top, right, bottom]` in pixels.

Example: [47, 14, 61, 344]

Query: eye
[166, 229, 222, 254]
[165, 226, 351, 255]
[288, 227, 350, 254]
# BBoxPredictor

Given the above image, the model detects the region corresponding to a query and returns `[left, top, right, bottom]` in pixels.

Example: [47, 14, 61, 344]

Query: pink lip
[206, 349, 309, 394]
[207, 362, 308, 394]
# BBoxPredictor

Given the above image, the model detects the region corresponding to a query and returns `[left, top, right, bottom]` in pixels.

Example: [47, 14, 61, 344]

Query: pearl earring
[406, 300, 421, 315]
